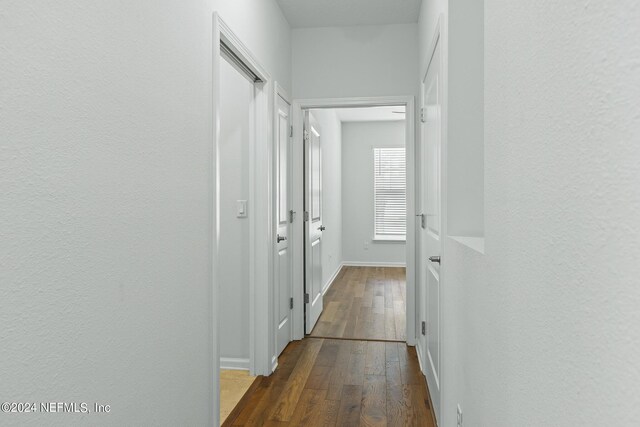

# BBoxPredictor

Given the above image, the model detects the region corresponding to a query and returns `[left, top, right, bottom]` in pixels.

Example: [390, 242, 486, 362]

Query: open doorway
[217, 51, 257, 424]
[291, 98, 416, 345]
[309, 106, 407, 341]
[212, 14, 274, 426]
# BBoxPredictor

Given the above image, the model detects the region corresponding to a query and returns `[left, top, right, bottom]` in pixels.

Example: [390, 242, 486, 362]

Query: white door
[419, 35, 443, 422]
[275, 93, 292, 356]
[304, 111, 324, 334]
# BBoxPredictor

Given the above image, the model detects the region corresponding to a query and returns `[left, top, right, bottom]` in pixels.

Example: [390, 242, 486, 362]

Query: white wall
[292, 24, 419, 99]
[219, 59, 251, 365]
[447, 0, 484, 238]
[0, 1, 290, 425]
[214, 0, 292, 93]
[310, 110, 344, 290]
[342, 121, 406, 265]
[419, 1, 640, 426]
[418, 0, 448, 74]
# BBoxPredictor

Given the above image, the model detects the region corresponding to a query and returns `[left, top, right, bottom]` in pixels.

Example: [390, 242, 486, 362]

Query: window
[373, 147, 406, 240]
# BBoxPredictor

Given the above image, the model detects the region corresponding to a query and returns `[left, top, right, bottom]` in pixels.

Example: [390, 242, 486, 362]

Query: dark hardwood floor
[310, 266, 406, 341]
[223, 338, 435, 427]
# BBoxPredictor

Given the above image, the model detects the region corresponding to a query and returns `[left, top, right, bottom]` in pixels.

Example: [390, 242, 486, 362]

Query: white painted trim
[417, 15, 446, 427]
[272, 82, 293, 369]
[342, 261, 407, 268]
[212, 14, 273, 426]
[295, 96, 414, 109]
[416, 341, 426, 373]
[274, 82, 291, 106]
[292, 96, 416, 348]
[220, 357, 250, 371]
[211, 15, 221, 427]
[322, 263, 344, 296]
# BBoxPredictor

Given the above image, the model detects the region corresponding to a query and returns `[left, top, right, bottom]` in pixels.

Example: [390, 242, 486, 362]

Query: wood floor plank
[399, 346, 423, 386]
[304, 364, 332, 390]
[223, 375, 263, 426]
[335, 384, 363, 427]
[228, 337, 434, 427]
[344, 347, 366, 386]
[385, 342, 400, 363]
[225, 267, 434, 426]
[385, 361, 402, 388]
[352, 340, 367, 354]
[364, 341, 386, 376]
[360, 375, 387, 426]
[242, 377, 288, 426]
[386, 384, 413, 427]
[315, 339, 340, 367]
[311, 398, 340, 427]
[410, 383, 433, 424]
[288, 388, 327, 426]
[310, 266, 406, 341]
[269, 338, 324, 422]
[326, 340, 353, 400]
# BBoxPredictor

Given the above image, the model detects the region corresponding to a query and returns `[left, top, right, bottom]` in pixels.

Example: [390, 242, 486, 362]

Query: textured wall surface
[0, 1, 291, 425]
[342, 121, 406, 264]
[292, 23, 419, 99]
[418, 1, 640, 426]
[219, 59, 251, 363]
[447, 0, 484, 238]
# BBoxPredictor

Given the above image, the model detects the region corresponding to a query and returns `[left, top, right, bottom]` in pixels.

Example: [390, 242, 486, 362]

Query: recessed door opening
[218, 44, 258, 426]
[290, 99, 416, 348]
[213, 15, 273, 426]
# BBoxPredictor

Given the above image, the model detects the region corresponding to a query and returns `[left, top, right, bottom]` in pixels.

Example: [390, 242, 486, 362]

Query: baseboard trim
[342, 261, 406, 268]
[413, 344, 439, 427]
[220, 357, 250, 371]
[322, 263, 345, 296]
[416, 342, 425, 373]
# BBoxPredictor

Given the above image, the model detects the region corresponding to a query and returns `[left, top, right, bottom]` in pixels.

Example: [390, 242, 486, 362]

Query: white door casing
[212, 13, 273, 426]
[291, 97, 415, 344]
[275, 88, 292, 356]
[304, 111, 324, 334]
[419, 30, 443, 423]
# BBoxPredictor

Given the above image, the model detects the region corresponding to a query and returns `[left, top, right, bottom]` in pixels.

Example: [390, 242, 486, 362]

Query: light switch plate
[237, 200, 248, 218]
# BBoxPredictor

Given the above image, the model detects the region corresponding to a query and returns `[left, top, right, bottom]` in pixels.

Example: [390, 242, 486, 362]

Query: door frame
[290, 96, 417, 346]
[212, 12, 274, 425]
[272, 81, 293, 371]
[417, 15, 446, 427]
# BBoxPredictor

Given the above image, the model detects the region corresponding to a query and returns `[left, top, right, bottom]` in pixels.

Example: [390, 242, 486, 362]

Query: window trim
[373, 146, 407, 242]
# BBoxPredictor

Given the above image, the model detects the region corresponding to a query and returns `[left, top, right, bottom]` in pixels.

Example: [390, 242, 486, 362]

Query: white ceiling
[276, 0, 423, 28]
[331, 106, 406, 122]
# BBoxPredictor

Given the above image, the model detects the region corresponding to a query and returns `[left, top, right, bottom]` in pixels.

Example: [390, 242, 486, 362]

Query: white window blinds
[374, 147, 406, 239]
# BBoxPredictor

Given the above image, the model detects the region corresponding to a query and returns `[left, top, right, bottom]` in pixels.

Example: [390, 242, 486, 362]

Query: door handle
[428, 256, 441, 264]
[277, 234, 287, 243]
[318, 225, 326, 231]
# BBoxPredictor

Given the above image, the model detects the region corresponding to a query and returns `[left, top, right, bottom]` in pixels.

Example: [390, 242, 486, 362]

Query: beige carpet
[220, 370, 256, 425]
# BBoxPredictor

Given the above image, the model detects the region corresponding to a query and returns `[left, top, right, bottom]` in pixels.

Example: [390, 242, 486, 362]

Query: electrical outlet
[364, 240, 370, 250]
[457, 404, 463, 427]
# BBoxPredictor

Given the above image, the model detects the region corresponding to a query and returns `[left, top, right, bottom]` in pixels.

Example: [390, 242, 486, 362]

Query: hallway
[222, 337, 435, 426]
[310, 267, 406, 341]
[3, 1, 639, 426]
